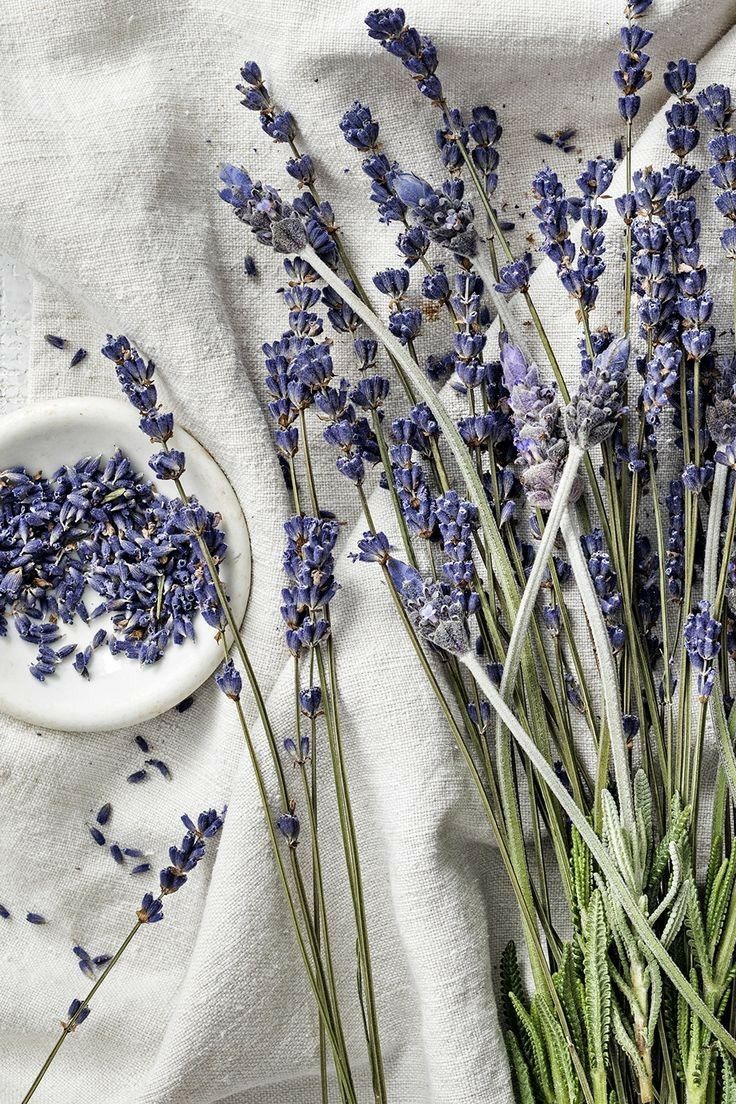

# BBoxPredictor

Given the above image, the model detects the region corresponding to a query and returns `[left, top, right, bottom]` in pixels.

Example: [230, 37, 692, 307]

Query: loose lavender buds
[0, 445, 226, 679]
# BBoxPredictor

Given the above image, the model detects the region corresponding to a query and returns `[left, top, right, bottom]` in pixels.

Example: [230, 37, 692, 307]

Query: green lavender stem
[459, 649, 736, 1060]
[703, 463, 736, 805]
[497, 445, 583, 719]
[21, 923, 142, 1104]
[560, 507, 634, 832]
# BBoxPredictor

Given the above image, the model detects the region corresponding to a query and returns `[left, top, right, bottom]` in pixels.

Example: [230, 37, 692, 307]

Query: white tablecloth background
[2, 2, 736, 1101]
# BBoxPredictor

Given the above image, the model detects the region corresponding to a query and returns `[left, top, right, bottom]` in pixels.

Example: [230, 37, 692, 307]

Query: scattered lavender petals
[134, 735, 150, 754]
[127, 769, 148, 784]
[130, 863, 151, 875]
[176, 696, 194, 713]
[88, 826, 106, 846]
[44, 334, 65, 349]
[122, 847, 145, 858]
[96, 803, 112, 826]
[109, 843, 124, 865]
[79, 959, 95, 979]
[0, 904, 9, 919]
[93, 954, 112, 967]
[72, 945, 90, 961]
[70, 347, 88, 366]
[26, 913, 46, 925]
[244, 255, 257, 276]
[145, 757, 172, 781]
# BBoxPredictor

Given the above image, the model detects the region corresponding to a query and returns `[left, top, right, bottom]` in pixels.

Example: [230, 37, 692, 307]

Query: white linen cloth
[1, 1, 736, 1100]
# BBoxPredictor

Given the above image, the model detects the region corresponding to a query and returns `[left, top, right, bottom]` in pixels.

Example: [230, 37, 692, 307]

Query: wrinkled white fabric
[1, 1, 736, 1101]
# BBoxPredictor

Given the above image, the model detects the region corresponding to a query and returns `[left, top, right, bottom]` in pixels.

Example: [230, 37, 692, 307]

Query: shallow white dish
[0, 397, 251, 732]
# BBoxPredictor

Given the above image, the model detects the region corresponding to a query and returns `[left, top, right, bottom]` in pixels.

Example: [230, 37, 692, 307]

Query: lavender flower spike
[565, 336, 630, 450]
[684, 600, 722, 701]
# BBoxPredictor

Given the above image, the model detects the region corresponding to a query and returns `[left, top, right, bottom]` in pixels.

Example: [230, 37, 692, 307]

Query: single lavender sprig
[699, 83, 736, 257]
[684, 600, 722, 702]
[21, 809, 224, 1104]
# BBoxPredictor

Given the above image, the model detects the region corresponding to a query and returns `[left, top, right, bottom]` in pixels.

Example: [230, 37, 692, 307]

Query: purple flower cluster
[218, 165, 307, 254]
[236, 61, 296, 144]
[499, 337, 573, 509]
[565, 336, 630, 450]
[391, 171, 477, 259]
[664, 60, 701, 196]
[582, 530, 625, 653]
[281, 516, 339, 656]
[339, 102, 410, 226]
[136, 808, 225, 925]
[613, 4, 653, 122]
[531, 162, 613, 311]
[684, 600, 722, 701]
[365, 8, 442, 104]
[700, 83, 736, 256]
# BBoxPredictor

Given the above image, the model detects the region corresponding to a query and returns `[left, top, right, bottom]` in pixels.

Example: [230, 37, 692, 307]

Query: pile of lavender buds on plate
[0, 449, 226, 682]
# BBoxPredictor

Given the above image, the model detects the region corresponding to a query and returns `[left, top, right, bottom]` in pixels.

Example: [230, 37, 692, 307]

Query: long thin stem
[21, 923, 142, 1104]
[560, 507, 634, 832]
[460, 649, 736, 1059]
[498, 445, 583, 712]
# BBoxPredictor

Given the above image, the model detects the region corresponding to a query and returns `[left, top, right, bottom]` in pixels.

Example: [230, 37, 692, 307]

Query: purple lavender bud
[388, 307, 422, 344]
[136, 892, 164, 924]
[664, 59, 697, 98]
[215, 659, 242, 701]
[495, 257, 531, 295]
[299, 687, 322, 717]
[353, 531, 392, 564]
[146, 758, 172, 781]
[277, 811, 300, 847]
[698, 83, 733, 129]
[339, 102, 380, 150]
[70, 347, 87, 367]
[684, 600, 721, 700]
[26, 913, 46, 924]
[88, 826, 106, 846]
[565, 337, 630, 450]
[65, 999, 90, 1029]
[44, 334, 65, 349]
[149, 450, 186, 481]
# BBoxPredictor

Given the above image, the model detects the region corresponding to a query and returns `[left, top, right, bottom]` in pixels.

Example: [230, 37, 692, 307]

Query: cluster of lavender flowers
[0, 441, 225, 678]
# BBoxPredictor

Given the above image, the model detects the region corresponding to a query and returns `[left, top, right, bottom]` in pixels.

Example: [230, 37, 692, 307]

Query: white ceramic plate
[0, 397, 251, 731]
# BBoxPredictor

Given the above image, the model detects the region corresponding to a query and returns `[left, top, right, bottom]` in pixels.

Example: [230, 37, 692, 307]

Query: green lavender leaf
[571, 828, 592, 930]
[584, 889, 611, 1074]
[648, 797, 690, 892]
[632, 770, 652, 886]
[509, 992, 552, 1102]
[554, 945, 587, 1066]
[506, 1030, 537, 1104]
[685, 881, 712, 977]
[601, 790, 636, 891]
[661, 880, 690, 950]
[611, 1004, 648, 1083]
[722, 1048, 736, 1104]
[677, 991, 691, 1078]
[500, 942, 526, 1032]
[534, 994, 577, 1104]
[706, 854, 735, 957]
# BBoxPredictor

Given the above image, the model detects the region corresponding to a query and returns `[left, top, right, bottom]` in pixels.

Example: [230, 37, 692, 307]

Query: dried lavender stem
[497, 445, 583, 715]
[459, 648, 736, 1060]
[232, 690, 357, 1101]
[560, 507, 635, 832]
[703, 464, 736, 805]
[21, 923, 142, 1104]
